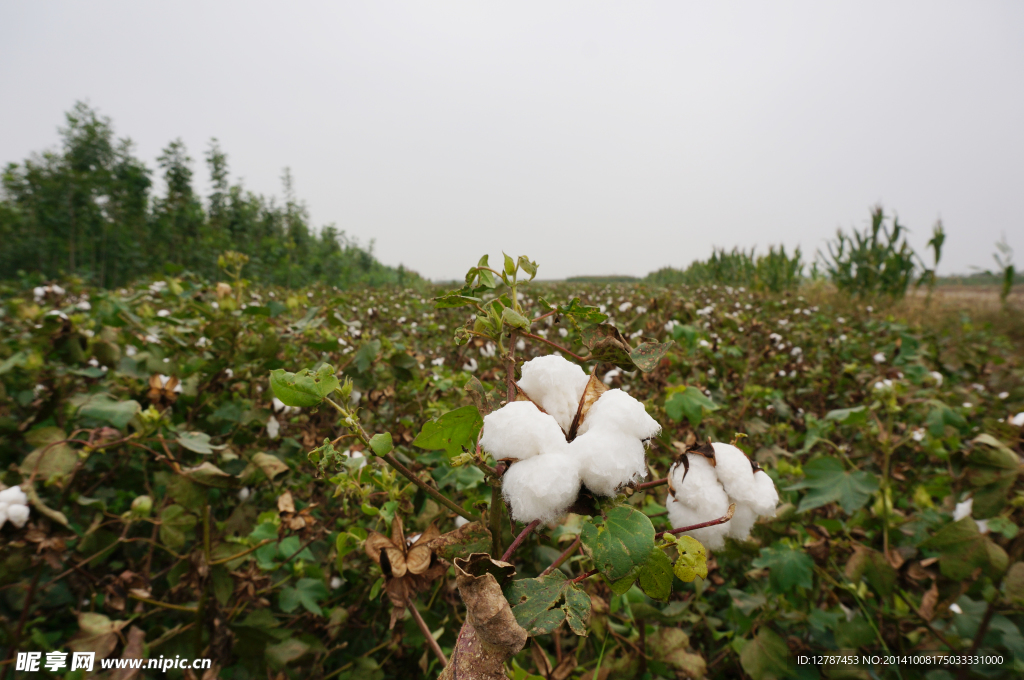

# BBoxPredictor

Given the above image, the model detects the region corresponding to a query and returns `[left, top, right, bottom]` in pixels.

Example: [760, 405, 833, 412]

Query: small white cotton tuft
[518, 355, 590, 432]
[672, 455, 729, 511]
[7, 503, 29, 529]
[0, 486, 28, 506]
[570, 429, 647, 496]
[711, 443, 758, 505]
[749, 471, 779, 517]
[502, 452, 581, 524]
[480, 401, 567, 461]
[727, 503, 759, 541]
[576, 389, 661, 440]
[666, 498, 730, 550]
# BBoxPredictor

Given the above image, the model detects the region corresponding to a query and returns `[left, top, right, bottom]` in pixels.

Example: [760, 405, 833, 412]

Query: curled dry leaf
[440, 554, 528, 680]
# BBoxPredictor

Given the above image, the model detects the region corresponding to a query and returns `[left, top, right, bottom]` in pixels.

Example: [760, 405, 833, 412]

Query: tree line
[0, 102, 417, 289]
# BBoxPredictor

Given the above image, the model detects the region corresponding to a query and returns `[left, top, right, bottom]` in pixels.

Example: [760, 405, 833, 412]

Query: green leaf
[844, 546, 896, 597]
[368, 433, 393, 457]
[1003, 562, 1024, 606]
[517, 255, 538, 280]
[335, 533, 361, 569]
[74, 393, 141, 430]
[580, 323, 636, 369]
[919, 517, 1009, 580]
[159, 505, 196, 551]
[824, 405, 867, 426]
[786, 457, 879, 514]
[665, 386, 720, 428]
[581, 506, 656, 581]
[20, 427, 77, 483]
[265, 638, 312, 670]
[413, 405, 483, 457]
[752, 544, 814, 593]
[503, 571, 592, 637]
[279, 578, 328, 616]
[251, 452, 289, 481]
[540, 297, 608, 330]
[353, 341, 381, 374]
[638, 549, 675, 600]
[630, 341, 673, 372]
[182, 462, 238, 488]
[925, 401, 966, 436]
[501, 306, 530, 331]
[269, 364, 340, 408]
[739, 627, 792, 680]
[672, 535, 708, 583]
[176, 430, 219, 455]
[427, 522, 493, 562]
[503, 252, 516, 276]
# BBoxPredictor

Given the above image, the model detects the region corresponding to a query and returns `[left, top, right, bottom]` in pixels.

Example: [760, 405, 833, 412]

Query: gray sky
[2, 2, 1022, 280]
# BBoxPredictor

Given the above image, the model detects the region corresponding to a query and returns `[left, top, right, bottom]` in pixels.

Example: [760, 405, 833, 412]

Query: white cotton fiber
[502, 451, 582, 524]
[576, 389, 661, 440]
[570, 429, 648, 496]
[727, 503, 759, 541]
[518, 355, 590, 432]
[6, 503, 29, 529]
[667, 497, 730, 550]
[0, 486, 27, 506]
[712, 443, 758, 505]
[749, 471, 779, 517]
[480, 401, 567, 461]
[672, 455, 729, 511]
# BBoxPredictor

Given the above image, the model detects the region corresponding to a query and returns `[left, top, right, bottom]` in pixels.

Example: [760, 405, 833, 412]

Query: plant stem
[634, 477, 667, 491]
[209, 539, 274, 566]
[129, 592, 198, 613]
[571, 568, 599, 585]
[501, 520, 541, 562]
[324, 397, 479, 523]
[490, 486, 503, 557]
[541, 536, 581, 577]
[655, 504, 735, 539]
[407, 597, 447, 667]
[519, 331, 591, 363]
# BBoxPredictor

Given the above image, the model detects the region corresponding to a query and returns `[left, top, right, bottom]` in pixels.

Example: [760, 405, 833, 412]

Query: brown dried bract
[147, 374, 180, 408]
[566, 367, 608, 442]
[364, 515, 448, 628]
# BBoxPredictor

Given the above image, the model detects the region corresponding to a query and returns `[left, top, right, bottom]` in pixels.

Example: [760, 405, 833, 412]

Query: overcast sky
[2, 2, 1022, 280]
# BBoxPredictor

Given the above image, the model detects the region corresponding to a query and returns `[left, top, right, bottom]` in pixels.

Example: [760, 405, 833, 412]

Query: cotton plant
[666, 443, 779, 550]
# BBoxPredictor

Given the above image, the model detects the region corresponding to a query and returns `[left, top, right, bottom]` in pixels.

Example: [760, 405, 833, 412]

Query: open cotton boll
[502, 451, 582, 523]
[711, 443, 759, 505]
[7, 503, 29, 529]
[666, 497, 730, 550]
[748, 472, 779, 517]
[0, 486, 28, 506]
[672, 454, 729, 511]
[518, 355, 590, 432]
[571, 429, 647, 496]
[576, 389, 661, 440]
[480, 401, 567, 461]
[0, 505, 7, 530]
[727, 503, 759, 541]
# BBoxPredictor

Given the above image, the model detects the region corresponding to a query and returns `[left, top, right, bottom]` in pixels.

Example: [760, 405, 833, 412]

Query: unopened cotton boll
[518, 355, 590, 432]
[571, 429, 647, 496]
[576, 389, 660, 440]
[710, 443, 758, 506]
[480, 401, 568, 461]
[502, 452, 581, 523]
